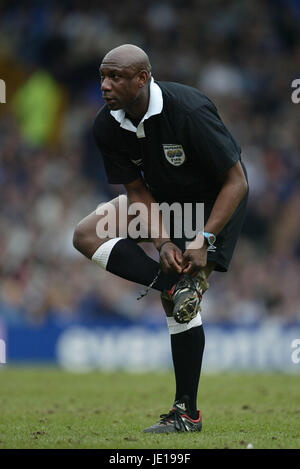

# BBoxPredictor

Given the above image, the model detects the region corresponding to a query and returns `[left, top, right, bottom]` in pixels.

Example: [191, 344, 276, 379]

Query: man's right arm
[124, 177, 183, 274]
[124, 177, 170, 250]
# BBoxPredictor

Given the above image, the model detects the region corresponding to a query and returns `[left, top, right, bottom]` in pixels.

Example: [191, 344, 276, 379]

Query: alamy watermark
[291, 79, 300, 104]
[95, 196, 205, 249]
[0, 79, 6, 103]
[291, 339, 300, 364]
[0, 339, 6, 364]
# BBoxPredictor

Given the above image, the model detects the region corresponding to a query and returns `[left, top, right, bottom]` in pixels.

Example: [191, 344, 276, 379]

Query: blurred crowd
[0, 0, 299, 326]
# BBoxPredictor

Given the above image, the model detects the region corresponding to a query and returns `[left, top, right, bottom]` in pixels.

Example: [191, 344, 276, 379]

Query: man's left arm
[182, 160, 248, 276]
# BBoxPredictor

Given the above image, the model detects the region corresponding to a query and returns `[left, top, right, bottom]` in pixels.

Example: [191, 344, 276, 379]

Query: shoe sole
[173, 293, 200, 324]
[143, 422, 202, 433]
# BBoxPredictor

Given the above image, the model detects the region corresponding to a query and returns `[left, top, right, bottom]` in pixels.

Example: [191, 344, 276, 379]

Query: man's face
[100, 62, 141, 110]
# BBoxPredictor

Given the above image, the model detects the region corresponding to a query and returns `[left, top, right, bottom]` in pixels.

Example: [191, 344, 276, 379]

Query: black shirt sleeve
[186, 102, 241, 176]
[93, 116, 141, 185]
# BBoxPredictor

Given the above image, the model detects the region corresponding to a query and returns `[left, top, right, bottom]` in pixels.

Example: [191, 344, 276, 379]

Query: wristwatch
[203, 232, 216, 247]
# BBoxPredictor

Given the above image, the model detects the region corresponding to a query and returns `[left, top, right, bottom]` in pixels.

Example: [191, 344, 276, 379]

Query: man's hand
[181, 246, 207, 277]
[159, 241, 183, 275]
[181, 235, 207, 277]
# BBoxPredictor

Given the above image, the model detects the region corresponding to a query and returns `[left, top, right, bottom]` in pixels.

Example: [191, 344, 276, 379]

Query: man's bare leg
[73, 195, 179, 291]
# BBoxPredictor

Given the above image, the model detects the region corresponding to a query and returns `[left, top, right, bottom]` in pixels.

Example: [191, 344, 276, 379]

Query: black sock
[106, 238, 179, 292]
[171, 325, 205, 419]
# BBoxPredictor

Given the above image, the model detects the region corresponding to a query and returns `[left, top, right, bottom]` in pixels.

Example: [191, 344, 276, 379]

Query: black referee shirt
[93, 81, 242, 204]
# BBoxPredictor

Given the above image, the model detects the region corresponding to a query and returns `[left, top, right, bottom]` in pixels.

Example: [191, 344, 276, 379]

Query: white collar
[110, 77, 163, 138]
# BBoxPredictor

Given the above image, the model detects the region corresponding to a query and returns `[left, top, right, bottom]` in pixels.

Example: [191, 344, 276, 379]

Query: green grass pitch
[0, 367, 299, 449]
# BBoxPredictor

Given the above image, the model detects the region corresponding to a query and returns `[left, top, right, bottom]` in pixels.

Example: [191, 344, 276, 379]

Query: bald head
[102, 44, 151, 75]
[100, 44, 152, 115]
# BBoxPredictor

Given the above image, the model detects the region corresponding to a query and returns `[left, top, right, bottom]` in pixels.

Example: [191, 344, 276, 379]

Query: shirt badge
[162, 144, 186, 166]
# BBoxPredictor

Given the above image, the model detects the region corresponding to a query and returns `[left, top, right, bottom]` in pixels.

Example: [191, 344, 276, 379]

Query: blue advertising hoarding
[2, 319, 300, 372]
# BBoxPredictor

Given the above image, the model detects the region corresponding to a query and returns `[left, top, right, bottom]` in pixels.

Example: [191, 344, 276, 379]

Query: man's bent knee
[73, 222, 87, 256]
[73, 220, 102, 259]
[73, 195, 136, 259]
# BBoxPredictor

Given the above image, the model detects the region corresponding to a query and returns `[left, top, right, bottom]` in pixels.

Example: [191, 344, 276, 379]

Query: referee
[73, 44, 248, 433]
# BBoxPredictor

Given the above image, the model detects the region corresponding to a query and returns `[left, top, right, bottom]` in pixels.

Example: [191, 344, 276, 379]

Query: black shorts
[167, 192, 248, 273]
